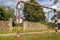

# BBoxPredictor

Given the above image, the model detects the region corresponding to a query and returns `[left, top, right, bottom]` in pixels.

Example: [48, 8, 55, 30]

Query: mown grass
[41, 22, 55, 29]
[12, 27, 23, 32]
[12, 27, 46, 32]
[0, 27, 46, 34]
[19, 32, 60, 40]
[0, 32, 60, 40]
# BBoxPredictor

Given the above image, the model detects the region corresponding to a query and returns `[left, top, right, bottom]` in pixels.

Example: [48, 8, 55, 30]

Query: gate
[16, 0, 58, 34]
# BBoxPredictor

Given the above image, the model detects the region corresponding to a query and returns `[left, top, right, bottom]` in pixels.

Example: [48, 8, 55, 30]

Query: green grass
[0, 26, 55, 34]
[0, 32, 13, 34]
[0, 25, 55, 34]
[0, 27, 23, 34]
[20, 33, 58, 40]
[24, 30, 45, 32]
[0, 32, 60, 40]
[0, 27, 46, 34]
[12, 27, 23, 32]
[12, 27, 47, 33]
[0, 36, 20, 40]
[41, 22, 55, 29]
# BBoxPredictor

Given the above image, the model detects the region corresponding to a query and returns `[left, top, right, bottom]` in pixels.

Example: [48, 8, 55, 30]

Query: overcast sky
[0, 0, 60, 22]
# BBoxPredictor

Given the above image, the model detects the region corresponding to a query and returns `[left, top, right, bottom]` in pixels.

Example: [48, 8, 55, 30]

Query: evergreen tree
[0, 6, 15, 20]
[23, 0, 46, 22]
[0, 6, 9, 20]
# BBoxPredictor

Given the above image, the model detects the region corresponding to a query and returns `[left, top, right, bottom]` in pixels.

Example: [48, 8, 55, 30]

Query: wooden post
[54, 9, 58, 32]
[17, 0, 20, 37]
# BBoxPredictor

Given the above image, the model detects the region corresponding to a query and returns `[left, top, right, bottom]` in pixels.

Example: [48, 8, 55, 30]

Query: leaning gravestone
[0, 21, 12, 32]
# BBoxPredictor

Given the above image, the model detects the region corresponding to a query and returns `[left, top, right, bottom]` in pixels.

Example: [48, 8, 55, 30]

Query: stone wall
[23, 21, 48, 31]
[0, 21, 12, 32]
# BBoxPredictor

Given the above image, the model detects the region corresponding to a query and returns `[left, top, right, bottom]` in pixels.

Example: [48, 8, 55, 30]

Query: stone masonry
[23, 21, 48, 31]
[0, 21, 12, 32]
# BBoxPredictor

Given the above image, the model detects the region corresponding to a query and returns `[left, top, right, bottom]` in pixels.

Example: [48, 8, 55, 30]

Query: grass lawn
[0, 27, 23, 34]
[0, 32, 60, 40]
[13, 27, 48, 32]
[0, 27, 45, 34]
[0, 26, 55, 34]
